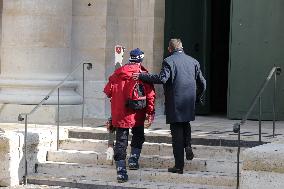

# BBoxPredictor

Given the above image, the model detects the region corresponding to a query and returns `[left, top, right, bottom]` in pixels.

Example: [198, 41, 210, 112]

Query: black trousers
[114, 125, 145, 161]
[170, 122, 191, 169]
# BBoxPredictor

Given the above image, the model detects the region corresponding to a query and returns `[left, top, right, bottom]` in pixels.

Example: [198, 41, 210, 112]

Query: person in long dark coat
[133, 38, 206, 174]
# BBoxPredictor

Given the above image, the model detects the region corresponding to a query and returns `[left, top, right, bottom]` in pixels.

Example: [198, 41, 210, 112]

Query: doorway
[210, 0, 231, 114]
[164, 0, 231, 115]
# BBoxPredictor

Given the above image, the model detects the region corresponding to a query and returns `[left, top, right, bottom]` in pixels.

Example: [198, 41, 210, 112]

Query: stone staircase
[26, 128, 244, 189]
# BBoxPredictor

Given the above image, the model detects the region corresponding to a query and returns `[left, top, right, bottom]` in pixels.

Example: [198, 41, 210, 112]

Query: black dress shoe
[185, 147, 194, 160]
[168, 167, 183, 174]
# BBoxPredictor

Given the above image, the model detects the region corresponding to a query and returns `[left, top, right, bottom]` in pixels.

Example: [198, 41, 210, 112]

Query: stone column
[0, 0, 81, 105]
[0, 0, 2, 73]
[105, 0, 165, 116]
[71, 0, 108, 118]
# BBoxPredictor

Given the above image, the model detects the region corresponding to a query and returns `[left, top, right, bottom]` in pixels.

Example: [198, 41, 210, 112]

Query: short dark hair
[169, 39, 183, 51]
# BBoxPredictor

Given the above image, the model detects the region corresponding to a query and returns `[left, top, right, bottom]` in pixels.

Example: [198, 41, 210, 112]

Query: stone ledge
[242, 143, 284, 173]
[241, 170, 284, 189]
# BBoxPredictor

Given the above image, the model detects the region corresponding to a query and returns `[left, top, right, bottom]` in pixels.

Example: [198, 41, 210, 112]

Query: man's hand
[132, 72, 140, 80]
[144, 114, 154, 129]
[196, 94, 205, 106]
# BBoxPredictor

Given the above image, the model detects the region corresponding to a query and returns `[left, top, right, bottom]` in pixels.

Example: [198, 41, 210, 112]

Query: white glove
[106, 147, 114, 160]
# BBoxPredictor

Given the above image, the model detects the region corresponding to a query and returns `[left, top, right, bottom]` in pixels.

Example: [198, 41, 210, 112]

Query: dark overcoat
[139, 50, 206, 124]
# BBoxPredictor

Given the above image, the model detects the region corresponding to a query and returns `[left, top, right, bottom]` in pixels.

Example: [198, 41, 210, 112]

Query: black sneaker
[128, 161, 139, 170]
[168, 167, 183, 174]
[185, 147, 194, 160]
[128, 156, 139, 170]
[117, 174, 128, 183]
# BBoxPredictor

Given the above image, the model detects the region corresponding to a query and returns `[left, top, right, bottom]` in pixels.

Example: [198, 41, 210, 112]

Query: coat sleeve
[139, 61, 171, 84]
[144, 82, 155, 115]
[103, 79, 113, 98]
[195, 62, 206, 103]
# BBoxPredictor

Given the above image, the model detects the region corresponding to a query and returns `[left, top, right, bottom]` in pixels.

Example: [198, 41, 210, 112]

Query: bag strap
[130, 63, 143, 98]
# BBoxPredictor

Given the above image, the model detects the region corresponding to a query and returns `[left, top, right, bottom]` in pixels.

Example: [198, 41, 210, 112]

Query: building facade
[0, 0, 283, 123]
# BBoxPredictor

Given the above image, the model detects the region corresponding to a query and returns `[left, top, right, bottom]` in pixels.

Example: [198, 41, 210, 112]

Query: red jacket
[104, 63, 155, 128]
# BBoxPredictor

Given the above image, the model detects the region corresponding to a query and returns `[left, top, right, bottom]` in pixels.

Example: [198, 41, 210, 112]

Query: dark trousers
[170, 122, 191, 169]
[114, 125, 145, 161]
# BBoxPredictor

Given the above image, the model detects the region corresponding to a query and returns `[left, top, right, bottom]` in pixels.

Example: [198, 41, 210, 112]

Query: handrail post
[259, 96, 262, 143]
[237, 127, 240, 189]
[57, 88, 60, 151]
[82, 63, 93, 127]
[233, 123, 241, 189]
[273, 71, 276, 137]
[24, 114, 28, 185]
[82, 64, 85, 127]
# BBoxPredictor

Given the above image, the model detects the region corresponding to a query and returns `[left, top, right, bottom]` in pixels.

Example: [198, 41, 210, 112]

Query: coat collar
[171, 48, 184, 55]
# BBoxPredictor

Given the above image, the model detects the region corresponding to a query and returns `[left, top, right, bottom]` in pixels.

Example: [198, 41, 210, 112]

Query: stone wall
[0, 126, 66, 186]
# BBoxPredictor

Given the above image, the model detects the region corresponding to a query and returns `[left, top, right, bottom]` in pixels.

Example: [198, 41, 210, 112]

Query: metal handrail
[233, 66, 281, 189]
[18, 62, 93, 184]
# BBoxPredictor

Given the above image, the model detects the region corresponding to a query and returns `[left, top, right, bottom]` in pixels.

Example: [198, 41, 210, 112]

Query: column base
[0, 104, 83, 124]
[0, 79, 82, 105]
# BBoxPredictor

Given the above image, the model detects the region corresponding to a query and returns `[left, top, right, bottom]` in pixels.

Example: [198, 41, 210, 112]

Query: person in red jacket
[104, 48, 155, 183]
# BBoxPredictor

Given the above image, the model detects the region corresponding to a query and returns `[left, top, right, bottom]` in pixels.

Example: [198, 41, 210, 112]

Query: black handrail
[18, 62, 93, 184]
[233, 66, 281, 189]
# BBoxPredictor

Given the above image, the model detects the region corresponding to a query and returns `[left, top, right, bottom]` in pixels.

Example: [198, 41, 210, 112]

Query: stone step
[68, 128, 266, 148]
[28, 173, 235, 189]
[47, 150, 240, 173]
[34, 162, 237, 188]
[59, 138, 240, 160]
